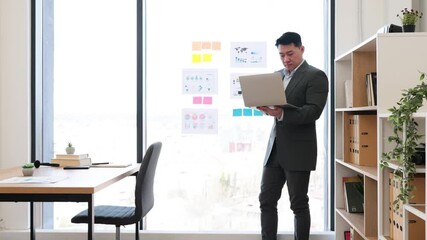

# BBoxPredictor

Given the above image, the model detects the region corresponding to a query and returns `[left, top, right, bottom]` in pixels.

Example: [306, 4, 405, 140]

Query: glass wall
[35, 0, 328, 233]
[144, 0, 328, 231]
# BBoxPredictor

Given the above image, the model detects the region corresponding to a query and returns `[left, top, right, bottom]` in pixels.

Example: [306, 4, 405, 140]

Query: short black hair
[275, 32, 302, 47]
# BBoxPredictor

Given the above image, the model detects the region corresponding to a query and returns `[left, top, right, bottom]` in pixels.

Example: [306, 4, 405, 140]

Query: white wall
[0, 0, 32, 230]
[335, 0, 426, 57]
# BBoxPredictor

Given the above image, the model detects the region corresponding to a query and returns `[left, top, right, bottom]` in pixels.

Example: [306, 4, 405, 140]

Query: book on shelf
[342, 176, 361, 211]
[365, 73, 372, 106]
[51, 158, 91, 167]
[344, 181, 364, 213]
[370, 72, 377, 106]
[344, 80, 353, 108]
[344, 230, 350, 240]
[365, 72, 377, 106]
[54, 153, 89, 159]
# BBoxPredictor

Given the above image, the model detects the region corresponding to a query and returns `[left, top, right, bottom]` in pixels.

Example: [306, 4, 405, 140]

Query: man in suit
[257, 32, 329, 240]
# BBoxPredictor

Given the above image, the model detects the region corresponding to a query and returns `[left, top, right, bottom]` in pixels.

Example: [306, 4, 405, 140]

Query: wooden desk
[0, 164, 139, 240]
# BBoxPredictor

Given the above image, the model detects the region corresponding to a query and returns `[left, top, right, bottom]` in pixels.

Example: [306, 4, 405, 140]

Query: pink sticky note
[203, 96, 212, 104]
[193, 96, 202, 104]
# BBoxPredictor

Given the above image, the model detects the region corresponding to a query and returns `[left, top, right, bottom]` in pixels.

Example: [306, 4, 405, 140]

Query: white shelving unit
[376, 33, 427, 240]
[335, 32, 427, 240]
[335, 34, 378, 240]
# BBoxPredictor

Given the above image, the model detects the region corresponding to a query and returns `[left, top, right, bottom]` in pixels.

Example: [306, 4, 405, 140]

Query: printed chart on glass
[230, 42, 267, 68]
[182, 108, 218, 134]
[182, 69, 218, 95]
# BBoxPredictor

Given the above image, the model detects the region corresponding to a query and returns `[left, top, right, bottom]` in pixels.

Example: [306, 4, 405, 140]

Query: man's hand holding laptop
[257, 106, 283, 118]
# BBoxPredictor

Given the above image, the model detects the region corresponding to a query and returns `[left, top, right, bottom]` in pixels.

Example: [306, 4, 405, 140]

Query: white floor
[0, 230, 335, 240]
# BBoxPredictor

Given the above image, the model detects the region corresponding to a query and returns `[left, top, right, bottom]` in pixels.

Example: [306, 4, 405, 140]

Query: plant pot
[403, 24, 416, 32]
[22, 168, 34, 176]
[66, 147, 75, 154]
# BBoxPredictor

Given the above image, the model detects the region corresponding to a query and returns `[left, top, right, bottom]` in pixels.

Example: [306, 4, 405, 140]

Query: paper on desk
[90, 162, 132, 168]
[0, 176, 67, 184]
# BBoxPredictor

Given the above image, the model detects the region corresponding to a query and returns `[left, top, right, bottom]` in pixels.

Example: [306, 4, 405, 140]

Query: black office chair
[71, 142, 162, 240]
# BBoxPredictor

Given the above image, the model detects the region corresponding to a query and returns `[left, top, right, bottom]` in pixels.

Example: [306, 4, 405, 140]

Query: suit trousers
[259, 142, 311, 240]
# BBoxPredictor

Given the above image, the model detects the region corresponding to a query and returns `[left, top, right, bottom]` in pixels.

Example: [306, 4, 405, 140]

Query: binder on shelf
[389, 173, 426, 240]
[346, 114, 377, 166]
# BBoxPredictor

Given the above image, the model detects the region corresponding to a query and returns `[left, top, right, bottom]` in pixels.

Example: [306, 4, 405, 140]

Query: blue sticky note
[233, 109, 242, 116]
[253, 109, 263, 116]
[243, 108, 252, 116]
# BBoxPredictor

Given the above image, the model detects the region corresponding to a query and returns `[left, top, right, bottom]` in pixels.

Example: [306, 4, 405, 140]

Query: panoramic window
[35, 0, 328, 233]
[35, 0, 137, 229]
[144, 0, 328, 232]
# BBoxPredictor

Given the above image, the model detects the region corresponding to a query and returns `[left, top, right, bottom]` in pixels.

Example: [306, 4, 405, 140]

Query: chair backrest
[134, 142, 162, 221]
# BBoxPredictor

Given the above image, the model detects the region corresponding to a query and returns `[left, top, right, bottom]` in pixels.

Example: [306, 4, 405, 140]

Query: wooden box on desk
[344, 113, 377, 166]
[389, 173, 425, 240]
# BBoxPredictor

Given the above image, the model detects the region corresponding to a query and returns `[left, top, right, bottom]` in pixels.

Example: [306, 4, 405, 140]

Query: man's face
[278, 43, 304, 72]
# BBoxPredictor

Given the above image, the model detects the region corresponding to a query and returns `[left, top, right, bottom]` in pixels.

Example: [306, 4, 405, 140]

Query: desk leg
[88, 195, 94, 240]
[30, 202, 35, 240]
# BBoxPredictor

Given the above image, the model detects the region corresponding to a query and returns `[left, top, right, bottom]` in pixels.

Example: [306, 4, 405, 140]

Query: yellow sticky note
[192, 54, 201, 63]
[202, 53, 212, 62]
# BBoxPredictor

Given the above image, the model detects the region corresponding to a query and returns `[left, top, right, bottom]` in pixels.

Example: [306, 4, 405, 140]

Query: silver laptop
[239, 72, 296, 108]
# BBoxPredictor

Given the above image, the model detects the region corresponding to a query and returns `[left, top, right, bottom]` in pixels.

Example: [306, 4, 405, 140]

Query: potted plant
[397, 8, 423, 32]
[22, 163, 35, 176]
[381, 70, 426, 210]
[66, 142, 75, 154]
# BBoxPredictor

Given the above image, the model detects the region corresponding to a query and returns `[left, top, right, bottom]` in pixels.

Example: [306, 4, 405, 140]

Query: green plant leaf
[383, 70, 426, 210]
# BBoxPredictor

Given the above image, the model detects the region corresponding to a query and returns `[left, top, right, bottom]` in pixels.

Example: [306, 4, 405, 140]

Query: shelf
[336, 208, 364, 235]
[336, 159, 377, 180]
[335, 106, 377, 112]
[384, 160, 426, 173]
[378, 112, 427, 119]
[335, 34, 377, 62]
[404, 204, 426, 220]
[366, 237, 377, 240]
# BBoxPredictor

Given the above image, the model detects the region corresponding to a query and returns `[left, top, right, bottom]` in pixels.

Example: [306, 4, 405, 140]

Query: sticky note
[212, 41, 221, 50]
[243, 108, 252, 116]
[253, 109, 263, 116]
[192, 41, 202, 51]
[192, 54, 201, 63]
[202, 53, 212, 62]
[202, 41, 211, 49]
[233, 109, 242, 116]
[203, 96, 212, 104]
[193, 96, 202, 104]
